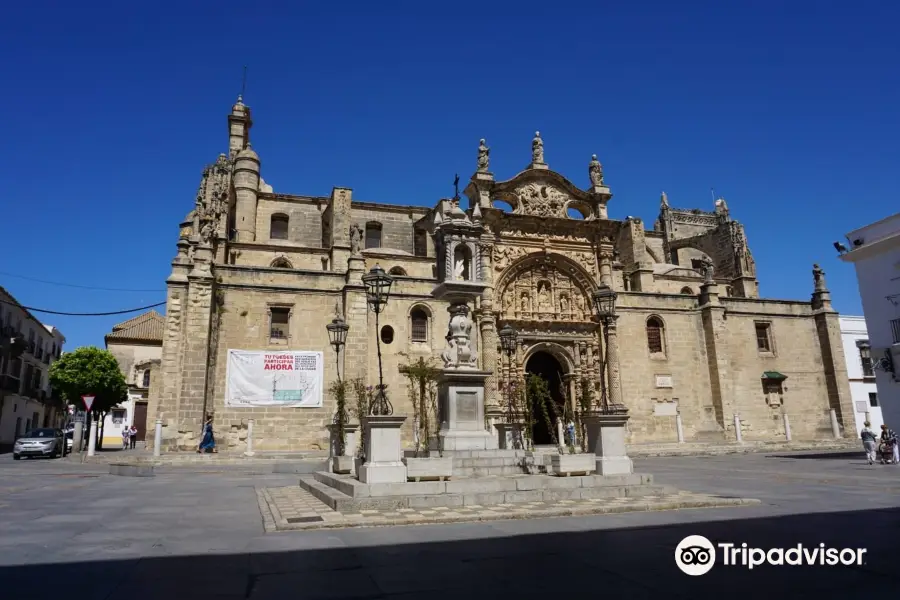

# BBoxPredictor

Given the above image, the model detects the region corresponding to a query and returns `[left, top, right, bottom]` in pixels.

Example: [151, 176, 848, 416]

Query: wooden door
[133, 402, 148, 441]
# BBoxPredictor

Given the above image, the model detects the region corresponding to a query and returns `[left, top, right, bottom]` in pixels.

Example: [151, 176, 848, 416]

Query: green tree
[49, 346, 127, 450]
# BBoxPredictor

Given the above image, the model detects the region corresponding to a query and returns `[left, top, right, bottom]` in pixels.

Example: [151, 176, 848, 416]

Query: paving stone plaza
[1, 450, 898, 598]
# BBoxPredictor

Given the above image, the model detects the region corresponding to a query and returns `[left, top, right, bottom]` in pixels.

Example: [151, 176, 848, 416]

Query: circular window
[380, 325, 394, 344]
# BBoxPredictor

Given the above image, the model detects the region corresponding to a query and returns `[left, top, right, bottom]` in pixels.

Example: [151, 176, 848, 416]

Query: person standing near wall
[861, 421, 878, 465]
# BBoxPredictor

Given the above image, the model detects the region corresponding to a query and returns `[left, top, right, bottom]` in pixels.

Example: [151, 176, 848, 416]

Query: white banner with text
[225, 350, 324, 408]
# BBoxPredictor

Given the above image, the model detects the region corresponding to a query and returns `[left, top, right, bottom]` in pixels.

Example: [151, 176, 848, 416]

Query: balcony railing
[892, 318, 900, 345]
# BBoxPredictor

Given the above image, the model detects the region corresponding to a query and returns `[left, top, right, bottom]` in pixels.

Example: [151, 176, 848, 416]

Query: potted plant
[399, 355, 453, 481]
[327, 378, 360, 474]
[496, 378, 529, 450]
[350, 378, 372, 476]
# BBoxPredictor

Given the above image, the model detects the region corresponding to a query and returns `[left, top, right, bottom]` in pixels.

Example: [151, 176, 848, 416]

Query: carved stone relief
[493, 245, 530, 272]
[498, 263, 592, 322]
[514, 183, 570, 218]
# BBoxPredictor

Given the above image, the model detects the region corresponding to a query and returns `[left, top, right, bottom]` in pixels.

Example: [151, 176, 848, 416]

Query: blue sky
[2, 1, 898, 350]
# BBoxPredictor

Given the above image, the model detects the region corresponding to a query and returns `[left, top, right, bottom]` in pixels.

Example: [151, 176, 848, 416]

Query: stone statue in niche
[349, 224, 363, 255]
[532, 131, 544, 164]
[560, 295, 569, 313]
[589, 154, 604, 187]
[520, 292, 531, 313]
[199, 221, 215, 244]
[574, 293, 585, 317]
[454, 258, 466, 280]
[477, 138, 490, 172]
[537, 282, 551, 311]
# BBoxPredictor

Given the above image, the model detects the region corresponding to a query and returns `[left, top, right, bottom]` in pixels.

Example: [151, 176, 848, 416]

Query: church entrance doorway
[525, 351, 567, 446]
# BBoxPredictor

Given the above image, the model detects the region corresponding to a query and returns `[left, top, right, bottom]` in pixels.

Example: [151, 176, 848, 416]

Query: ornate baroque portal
[494, 252, 601, 388]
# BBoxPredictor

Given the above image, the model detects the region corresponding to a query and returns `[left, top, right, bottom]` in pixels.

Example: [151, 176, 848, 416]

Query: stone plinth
[583, 413, 633, 475]
[358, 415, 408, 484]
[328, 423, 359, 474]
[494, 422, 526, 450]
[435, 370, 496, 451]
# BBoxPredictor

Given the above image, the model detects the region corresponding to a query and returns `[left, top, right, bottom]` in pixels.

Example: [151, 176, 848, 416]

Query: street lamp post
[591, 283, 622, 414]
[326, 308, 350, 455]
[498, 323, 518, 407]
[361, 265, 394, 416]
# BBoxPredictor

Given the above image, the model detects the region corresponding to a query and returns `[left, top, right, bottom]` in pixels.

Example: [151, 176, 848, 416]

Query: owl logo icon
[675, 535, 716, 576]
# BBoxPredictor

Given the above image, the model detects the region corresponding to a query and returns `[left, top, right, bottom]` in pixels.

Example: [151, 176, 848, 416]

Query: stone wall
[255, 196, 325, 248]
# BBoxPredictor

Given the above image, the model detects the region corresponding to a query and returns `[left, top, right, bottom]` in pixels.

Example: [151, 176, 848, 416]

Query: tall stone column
[811, 265, 855, 435]
[605, 317, 624, 411]
[480, 313, 499, 414]
[176, 242, 215, 450]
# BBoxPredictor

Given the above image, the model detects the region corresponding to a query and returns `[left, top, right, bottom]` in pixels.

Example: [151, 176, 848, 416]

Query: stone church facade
[155, 97, 854, 451]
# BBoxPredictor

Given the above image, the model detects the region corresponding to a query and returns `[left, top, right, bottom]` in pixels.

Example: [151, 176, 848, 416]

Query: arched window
[365, 222, 382, 249]
[270, 257, 293, 269]
[389, 266, 407, 276]
[680, 287, 693, 295]
[270, 214, 289, 240]
[646, 316, 665, 354]
[410, 307, 429, 343]
[142, 370, 151, 388]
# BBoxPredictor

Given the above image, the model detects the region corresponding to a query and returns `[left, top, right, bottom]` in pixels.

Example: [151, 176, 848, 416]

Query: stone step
[300, 472, 669, 512]
[304, 470, 663, 512]
[452, 466, 529, 477]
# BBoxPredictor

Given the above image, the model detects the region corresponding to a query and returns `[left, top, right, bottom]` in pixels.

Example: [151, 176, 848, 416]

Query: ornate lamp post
[584, 282, 633, 475]
[325, 309, 350, 455]
[325, 310, 350, 382]
[498, 323, 518, 389]
[591, 283, 618, 414]
[498, 323, 518, 400]
[361, 264, 394, 416]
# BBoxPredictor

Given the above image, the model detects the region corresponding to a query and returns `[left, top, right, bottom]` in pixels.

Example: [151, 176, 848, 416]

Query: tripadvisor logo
[675, 535, 867, 575]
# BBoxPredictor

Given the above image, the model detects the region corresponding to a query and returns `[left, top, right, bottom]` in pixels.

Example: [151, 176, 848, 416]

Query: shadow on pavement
[769, 452, 864, 461]
[0, 507, 896, 599]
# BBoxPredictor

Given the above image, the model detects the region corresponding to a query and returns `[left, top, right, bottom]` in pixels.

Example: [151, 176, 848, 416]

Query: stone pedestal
[494, 422, 526, 450]
[358, 416, 407, 484]
[583, 413, 633, 475]
[328, 423, 359, 475]
[435, 369, 496, 451]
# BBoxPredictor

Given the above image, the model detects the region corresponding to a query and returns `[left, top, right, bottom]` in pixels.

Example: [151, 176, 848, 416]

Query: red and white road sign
[81, 395, 95, 412]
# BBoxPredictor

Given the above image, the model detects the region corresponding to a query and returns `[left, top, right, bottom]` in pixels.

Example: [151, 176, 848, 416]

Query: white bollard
[675, 413, 685, 443]
[733, 414, 743, 443]
[153, 417, 162, 457]
[87, 418, 98, 457]
[783, 413, 792, 442]
[830, 409, 841, 439]
[245, 419, 255, 456]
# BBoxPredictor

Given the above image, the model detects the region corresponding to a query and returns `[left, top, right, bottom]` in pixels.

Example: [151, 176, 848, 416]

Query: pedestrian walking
[880, 424, 899, 464]
[129, 425, 138, 450]
[122, 428, 130, 451]
[198, 414, 217, 454]
[861, 421, 877, 465]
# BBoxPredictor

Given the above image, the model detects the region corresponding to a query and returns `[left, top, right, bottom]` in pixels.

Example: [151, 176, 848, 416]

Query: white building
[0, 287, 66, 451]
[840, 316, 882, 433]
[839, 212, 900, 431]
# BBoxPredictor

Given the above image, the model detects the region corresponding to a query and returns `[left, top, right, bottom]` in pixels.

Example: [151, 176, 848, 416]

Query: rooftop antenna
[240, 65, 248, 98]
